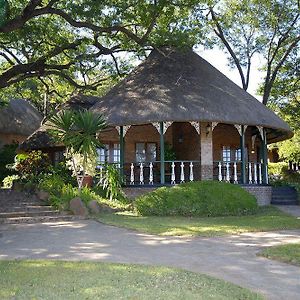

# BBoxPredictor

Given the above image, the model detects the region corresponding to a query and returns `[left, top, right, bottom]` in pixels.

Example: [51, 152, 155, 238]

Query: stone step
[0, 210, 61, 218]
[0, 214, 85, 224]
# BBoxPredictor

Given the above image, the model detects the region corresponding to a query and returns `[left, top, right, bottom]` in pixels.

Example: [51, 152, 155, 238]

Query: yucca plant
[47, 110, 106, 190]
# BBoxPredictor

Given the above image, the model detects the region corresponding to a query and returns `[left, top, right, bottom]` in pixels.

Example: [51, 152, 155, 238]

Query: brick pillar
[200, 122, 213, 180]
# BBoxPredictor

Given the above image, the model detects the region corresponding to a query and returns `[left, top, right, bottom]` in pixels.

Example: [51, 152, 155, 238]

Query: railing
[123, 161, 201, 185]
[213, 161, 264, 185]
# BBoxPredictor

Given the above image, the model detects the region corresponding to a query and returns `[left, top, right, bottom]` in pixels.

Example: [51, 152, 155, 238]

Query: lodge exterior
[20, 47, 293, 190]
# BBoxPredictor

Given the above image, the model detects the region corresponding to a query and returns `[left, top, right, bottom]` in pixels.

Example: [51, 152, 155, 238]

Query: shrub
[97, 164, 124, 201]
[135, 181, 258, 217]
[0, 143, 18, 183]
[38, 174, 66, 196]
[2, 175, 20, 188]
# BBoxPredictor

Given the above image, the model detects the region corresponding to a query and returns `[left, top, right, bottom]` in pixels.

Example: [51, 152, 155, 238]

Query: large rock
[69, 197, 88, 216]
[36, 190, 50, 202]
[88, 200, 101, 214]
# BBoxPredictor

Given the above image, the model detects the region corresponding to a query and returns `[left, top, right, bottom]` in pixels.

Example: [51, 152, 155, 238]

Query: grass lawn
[97, 206, 300, 237]
[0, 261, 263, 300]
[259, 243, 300, 266]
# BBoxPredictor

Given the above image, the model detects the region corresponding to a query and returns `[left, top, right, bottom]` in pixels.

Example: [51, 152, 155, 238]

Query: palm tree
[47, 110, 106, 189]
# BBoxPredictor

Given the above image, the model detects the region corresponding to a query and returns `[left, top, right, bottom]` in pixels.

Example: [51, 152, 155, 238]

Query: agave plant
[47, 110, 106, 189]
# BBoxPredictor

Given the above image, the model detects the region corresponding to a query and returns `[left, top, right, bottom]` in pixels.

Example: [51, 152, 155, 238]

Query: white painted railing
[125, 161, 200, 185]
[215, 161, 264, 185]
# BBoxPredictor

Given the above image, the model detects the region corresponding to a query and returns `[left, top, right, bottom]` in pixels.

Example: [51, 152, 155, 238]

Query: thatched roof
[19, 95, 98, 151]
[0, 99, 42, 136]
[89, 47, 292, 142]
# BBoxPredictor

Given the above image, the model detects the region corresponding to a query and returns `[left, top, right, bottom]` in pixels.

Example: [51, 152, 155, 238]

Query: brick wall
[241, 185, 272, 206]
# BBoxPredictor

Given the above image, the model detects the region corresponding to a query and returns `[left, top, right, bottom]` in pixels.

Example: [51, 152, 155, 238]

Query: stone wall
[241, 185, 272, 206]
[122, 187, 159, 200]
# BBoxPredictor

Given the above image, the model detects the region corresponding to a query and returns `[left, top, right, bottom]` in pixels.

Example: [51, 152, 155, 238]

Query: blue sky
[196, 47, 263, 101]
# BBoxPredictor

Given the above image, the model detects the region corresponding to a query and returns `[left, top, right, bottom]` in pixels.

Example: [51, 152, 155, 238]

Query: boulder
[88, 200, 101, 214]
[36, 190, 50, 202]
[69, 197, 88, 216]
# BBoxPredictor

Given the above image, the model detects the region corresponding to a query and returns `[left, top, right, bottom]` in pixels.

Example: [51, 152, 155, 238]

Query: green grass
[0, 260, 263, 300]
[259, 243, 300, 266]
[97, 206, 300, 237]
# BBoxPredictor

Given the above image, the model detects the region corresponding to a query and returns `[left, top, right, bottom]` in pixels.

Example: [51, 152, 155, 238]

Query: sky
[195, 47, 264, 101]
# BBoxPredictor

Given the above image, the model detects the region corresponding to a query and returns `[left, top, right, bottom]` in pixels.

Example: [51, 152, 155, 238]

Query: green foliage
[14, 151, 51, 179]
[0, 0, 8, 27]
[135, 181, 258, 217]
[2, 174, 19, 189]
[278, 131, 300, 163]
[0, 143, 18, 183]
[268, 162, 289, 177]
[47, 110, 106, 189]
[164, 143, 176, 161]
[99, 164, 124, 201]
[38, 174, 66, 196]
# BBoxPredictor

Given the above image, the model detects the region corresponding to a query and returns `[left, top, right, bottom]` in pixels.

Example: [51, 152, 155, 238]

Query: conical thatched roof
[19, 95, 98, 151]
[0, 99, 42, 136]
[89, 47, 292, 142]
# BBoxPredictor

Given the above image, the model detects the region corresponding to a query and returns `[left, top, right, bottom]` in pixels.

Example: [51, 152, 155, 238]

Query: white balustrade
[180, 162, 185, 183]
[258, 163, 262, 184]
[149, 162, 153, 185]
[254, 163, 258, 184]
[226, 163, 230, 182]
[218, 162, 222, 181]
[139, 163, 144, 185]
[189, 162, 194, 182]
[171, 162, 176, 184]
[130, 163, 135, 185]
[248, 162, 252, 184]
[233, 162, 238, 184]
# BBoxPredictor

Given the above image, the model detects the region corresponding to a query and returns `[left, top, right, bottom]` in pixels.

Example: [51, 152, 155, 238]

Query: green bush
[2, 174, 20, 188]
[0, 143, 18, 183]
[135, 181, 258, 217]
[38, 174, 66, 196]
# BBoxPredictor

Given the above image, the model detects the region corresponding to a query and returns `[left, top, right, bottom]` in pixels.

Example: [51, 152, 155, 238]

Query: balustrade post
[130, 163, 134, 185]
[248, 162, 252, 184]
[226, 163, 230, 182]
[149, 162, 154, 185]
[259, 163, 262, 184]
[233, 162, 238, 184]
[180, 162, 185, 183]
[139, 163, 144, 185]
[189, 162, 194, 182]
[254, 163, 258, 184]
[171, 162, 176, 184]
[218, 162, 222, 181]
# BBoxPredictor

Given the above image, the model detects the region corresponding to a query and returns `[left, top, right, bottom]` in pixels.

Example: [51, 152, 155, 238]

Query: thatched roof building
[19, 96, 98, 151]
[89, 47, 292, 142]
[0, 99, 42, 136]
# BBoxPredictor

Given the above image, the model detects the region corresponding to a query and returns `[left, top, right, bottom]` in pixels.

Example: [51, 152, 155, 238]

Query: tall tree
[196, 0, 300, 105]
[0, 1, 200, 109]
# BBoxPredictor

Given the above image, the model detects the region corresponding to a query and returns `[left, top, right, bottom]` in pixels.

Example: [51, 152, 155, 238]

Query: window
[113, 143, 120, 163]
[97, 144, 109, 164]
[222, 146, 231, 162]
[135, 142, 157, 162]
[235, 148, 242, 161]
[146, 143, 156, 161]
[136, 143, 146, 162]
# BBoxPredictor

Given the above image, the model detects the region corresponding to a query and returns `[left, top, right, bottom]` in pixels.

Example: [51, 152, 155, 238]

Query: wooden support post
[160, 122, 165, 184]
[119, 126, 125, 184]
[261, 128, 268, 184]
[240, 125, 246, 184]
